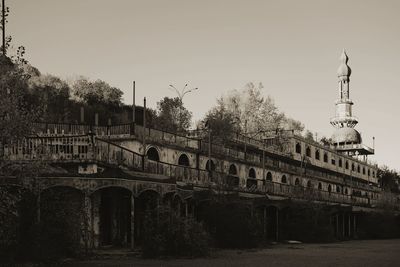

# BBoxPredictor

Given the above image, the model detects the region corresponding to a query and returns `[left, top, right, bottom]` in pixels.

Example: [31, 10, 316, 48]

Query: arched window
[306, 146, 311, 157]
[318, 182, 322, 190]
[344, 188, 348, 195]
[339, 159, 342, 167]
[328, 184, 332, 193]
[336, 185, 341, 193]
[357, 165, 360, 173]
[315, 150, 320, 160]
[206, 160, 216, 171]
[352, 163, 355, 171]
[368, 169, 370, 176]
[295, 178, 300, 186]
[178, 154, 190, 166]
[345, 161, 349, 169]
[307, 180, 312, 188]
[323, 153, 328, 163]
[266, 172, 273, 181]
[147, 147, 160, 161]
[229, 164, 237, 176]
[295, 143, 301, 154]
[248, 168, 256, 178]
[372, 171, 375, 178]
[362, 167, 365, 175]
[281, 175, 287, 184]
[331, 158, 336, 165]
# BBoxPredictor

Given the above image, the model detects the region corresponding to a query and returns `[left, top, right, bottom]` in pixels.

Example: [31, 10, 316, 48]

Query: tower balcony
[330, 116, 358, 128]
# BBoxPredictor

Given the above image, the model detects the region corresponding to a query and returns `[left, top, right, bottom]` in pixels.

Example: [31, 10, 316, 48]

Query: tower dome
[337, 49, 351, 79]
[331, 127, 361, 145]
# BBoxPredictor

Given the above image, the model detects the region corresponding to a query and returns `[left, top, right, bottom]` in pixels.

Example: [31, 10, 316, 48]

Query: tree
[154, 97, 192, 133]
[71, 77, 123, 107]
[304, 130, 314, 141]
[378, 166, 400, 193]
[203, 82, 304, 140]
[202, 99, 240, 143]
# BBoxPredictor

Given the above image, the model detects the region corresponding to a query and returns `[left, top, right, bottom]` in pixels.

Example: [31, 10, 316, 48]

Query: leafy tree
[154, 97, 192, 133]
[203, 82, 304, 141]
[202, 99, 240, 143]
[378, 166, 400, 193]
[304, 130, 314, 141]
[71, 77, 123, 107]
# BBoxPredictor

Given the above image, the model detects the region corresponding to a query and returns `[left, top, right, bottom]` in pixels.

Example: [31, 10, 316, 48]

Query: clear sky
[6, 0, 400, 169]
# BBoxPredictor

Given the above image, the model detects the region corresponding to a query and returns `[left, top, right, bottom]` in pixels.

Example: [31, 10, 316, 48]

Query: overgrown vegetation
[142, 206, 210, 258]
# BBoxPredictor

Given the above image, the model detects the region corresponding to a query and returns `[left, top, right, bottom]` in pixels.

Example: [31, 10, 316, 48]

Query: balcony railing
[1, 134, 399, 210]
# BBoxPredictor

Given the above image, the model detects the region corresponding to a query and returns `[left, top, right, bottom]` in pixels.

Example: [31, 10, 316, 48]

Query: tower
[330, 50, 374, 157]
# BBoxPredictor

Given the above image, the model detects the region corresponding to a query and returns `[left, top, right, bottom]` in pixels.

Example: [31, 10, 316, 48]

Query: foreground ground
[61, 239, 400, 267]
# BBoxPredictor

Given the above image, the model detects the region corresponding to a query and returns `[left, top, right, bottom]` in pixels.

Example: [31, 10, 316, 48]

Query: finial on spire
[337, 49, 351, 78]
[340, 49, 349, 64]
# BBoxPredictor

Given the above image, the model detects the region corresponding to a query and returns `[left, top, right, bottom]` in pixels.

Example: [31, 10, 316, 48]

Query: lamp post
[2, 0, 5, 56]
[168, 83, 198, 131]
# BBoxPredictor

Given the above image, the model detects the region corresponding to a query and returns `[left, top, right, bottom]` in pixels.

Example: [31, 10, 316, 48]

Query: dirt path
[63, 239, 400, 267]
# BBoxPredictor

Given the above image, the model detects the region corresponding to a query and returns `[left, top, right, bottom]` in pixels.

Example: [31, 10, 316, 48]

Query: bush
[196, 197, 263, 248]
[142, 207, 210, 258]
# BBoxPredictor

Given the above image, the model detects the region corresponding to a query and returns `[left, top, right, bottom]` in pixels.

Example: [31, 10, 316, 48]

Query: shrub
[142, 207, 210, 258]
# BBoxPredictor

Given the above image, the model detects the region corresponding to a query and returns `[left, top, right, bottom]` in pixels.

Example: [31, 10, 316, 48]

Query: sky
[5, 0, 400, 169]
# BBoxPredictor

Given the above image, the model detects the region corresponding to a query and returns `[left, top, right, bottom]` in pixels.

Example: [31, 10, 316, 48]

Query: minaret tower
[330, 50, 374, 156]
[330, 49, 358, 130]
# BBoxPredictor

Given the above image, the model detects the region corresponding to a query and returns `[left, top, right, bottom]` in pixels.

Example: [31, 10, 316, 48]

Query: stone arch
[266, 172, 273, 181]
[206, 159, 216, 171]
[228, 164, 238, 176]
[281, 175, 287, 184]
[323, 153, 328, 163]
[295, 178, 300, 186]
[248, 168, 256, 178]
[336, 185, 341, 193]
[318, 182, 322, 190]
[146, 146, 160, 161]
[295, 143, 301, 153]
[91, 184, 132, 195]
[306, 146, 311, 157]
[315, 149, 320, 160]
[178, 153, 190, 167]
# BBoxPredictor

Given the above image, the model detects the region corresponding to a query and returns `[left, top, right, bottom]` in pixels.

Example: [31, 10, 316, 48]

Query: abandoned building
[1, 51, 399, 249]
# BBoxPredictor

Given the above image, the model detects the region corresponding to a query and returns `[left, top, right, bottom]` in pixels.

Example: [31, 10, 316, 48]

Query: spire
[337, 48, 351, 79]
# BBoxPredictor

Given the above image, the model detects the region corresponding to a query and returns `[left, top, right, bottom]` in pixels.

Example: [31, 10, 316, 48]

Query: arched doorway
[146, 147, 160, 161]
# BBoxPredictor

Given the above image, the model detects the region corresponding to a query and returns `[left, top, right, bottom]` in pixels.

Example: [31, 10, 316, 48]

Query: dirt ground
[60, 239, 400, 267]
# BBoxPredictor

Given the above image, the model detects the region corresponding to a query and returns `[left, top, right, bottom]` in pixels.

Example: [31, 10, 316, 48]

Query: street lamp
[168, 83, 198, 132]
[168, 84, 198, 102]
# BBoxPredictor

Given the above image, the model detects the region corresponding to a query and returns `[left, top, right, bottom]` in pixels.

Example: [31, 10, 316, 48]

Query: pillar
[276, 208, 279, 241]
[130, 193, 135, 250]
[83, 193, 92, 252]
[353, 214, 357, 239]
[185, 202, 188, 217]
[92, 192, 101, 248]
[263, 206, 267, 238]
[348, 213, 351, 238]
[342, 213, 345, 238]
[336, 214, 339, 238]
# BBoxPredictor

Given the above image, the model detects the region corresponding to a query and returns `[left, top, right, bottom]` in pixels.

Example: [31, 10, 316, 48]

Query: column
[130, 192, 135, 250]
[276, 208, 279, 241]
[84, 193, 92, 252]
[342, 213, 345, 238]
[263, 206, 267, 239]
[348, 213, 351, 238]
